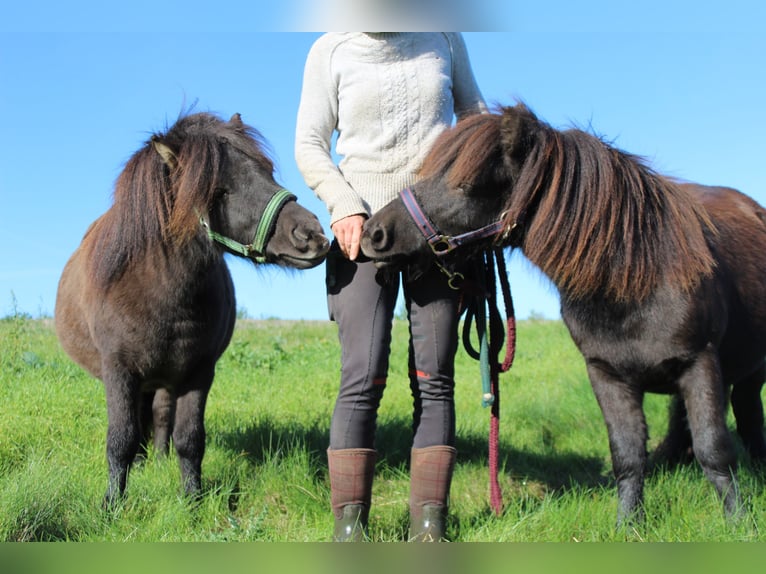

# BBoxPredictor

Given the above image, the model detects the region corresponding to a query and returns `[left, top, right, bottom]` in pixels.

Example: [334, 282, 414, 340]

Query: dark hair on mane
[419, 105, 716, 302]
[419, 112, 505, 190]
[87, 112, 274, 288]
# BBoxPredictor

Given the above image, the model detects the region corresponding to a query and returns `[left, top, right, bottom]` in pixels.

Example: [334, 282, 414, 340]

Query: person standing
[295, 32, 487, 541]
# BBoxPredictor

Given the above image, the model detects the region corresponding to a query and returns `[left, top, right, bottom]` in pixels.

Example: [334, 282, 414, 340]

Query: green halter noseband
[201, 188, 296, 263]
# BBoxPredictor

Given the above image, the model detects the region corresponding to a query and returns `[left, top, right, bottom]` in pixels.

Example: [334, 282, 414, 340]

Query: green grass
[0, 314, 763, 541]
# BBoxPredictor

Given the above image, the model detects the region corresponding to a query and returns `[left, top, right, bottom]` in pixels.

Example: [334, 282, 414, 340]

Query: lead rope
[461, 247, 516, 516]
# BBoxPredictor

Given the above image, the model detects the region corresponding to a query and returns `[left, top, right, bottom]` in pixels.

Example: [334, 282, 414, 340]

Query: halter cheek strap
[399, 187, 507, 256]
[202, 188, 296, 263]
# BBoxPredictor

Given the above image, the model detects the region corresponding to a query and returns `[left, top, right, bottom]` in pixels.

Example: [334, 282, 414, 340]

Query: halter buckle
[430, 237, 454, 256]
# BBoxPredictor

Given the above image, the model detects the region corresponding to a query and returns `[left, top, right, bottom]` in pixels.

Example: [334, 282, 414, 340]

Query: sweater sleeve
[447, 33, 488, 119]
[295, 36, 368, 225]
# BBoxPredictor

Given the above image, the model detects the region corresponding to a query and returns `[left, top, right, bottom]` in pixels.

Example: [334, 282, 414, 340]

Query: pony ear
[151, 136, 177, 169]
[229, 113, 243, 127]
[501, 104, 535, 161]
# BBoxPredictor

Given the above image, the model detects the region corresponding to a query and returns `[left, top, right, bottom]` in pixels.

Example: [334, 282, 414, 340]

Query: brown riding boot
[408, 445, 457, 542]
[327, 448, 376, 542]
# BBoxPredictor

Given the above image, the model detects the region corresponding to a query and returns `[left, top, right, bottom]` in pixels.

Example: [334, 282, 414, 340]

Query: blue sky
[1, 1, 764, 321]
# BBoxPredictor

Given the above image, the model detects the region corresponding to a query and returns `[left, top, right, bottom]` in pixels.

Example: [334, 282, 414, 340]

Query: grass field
[1, 310, 764, 542]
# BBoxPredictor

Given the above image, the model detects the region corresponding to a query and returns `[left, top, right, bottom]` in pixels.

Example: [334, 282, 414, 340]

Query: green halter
[201, 188, 295, 263]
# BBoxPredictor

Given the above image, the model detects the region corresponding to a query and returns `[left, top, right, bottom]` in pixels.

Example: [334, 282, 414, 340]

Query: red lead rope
[462, 248, 516, 516]
[492, 250, 516, 515]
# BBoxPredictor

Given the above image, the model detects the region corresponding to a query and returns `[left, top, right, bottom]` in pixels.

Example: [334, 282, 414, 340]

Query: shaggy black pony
[56, 112, 329, 505]
[361, 103, 766, 525]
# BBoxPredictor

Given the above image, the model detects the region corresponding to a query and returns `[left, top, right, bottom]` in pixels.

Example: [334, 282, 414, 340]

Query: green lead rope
[476, 293, 494, 408]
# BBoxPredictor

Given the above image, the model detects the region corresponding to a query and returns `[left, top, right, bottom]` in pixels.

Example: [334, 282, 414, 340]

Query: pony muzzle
[201, 188, 296, 262]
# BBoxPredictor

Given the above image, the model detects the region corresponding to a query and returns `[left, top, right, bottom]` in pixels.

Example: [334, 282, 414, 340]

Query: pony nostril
[292, 226, 330, 255]
[368, 224, 391, 251]
[290, 227, 312, 252]
[292, 227, 310, 243]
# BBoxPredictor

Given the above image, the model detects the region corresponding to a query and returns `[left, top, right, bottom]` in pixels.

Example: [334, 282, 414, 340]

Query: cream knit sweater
[295, 33, 487, 225]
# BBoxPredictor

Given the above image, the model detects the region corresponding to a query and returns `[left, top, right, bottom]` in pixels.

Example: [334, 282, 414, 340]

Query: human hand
[331, 214, 366, 261]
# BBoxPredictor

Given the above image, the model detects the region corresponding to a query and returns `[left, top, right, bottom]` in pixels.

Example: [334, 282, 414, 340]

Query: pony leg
[652, 395, 694, 468]
[152, 388, 176, 457]
[730, 364, 766, 460]
[103, 372, 141, 507]
[679, 348, 742, 517]
[172, 385, 209, 497]
[136, 391, 154, 462]
[586, 365, 647, 526]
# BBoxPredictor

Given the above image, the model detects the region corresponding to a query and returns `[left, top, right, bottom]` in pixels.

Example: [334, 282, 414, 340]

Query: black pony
[361, 103, 766, 524]
[56, 112, 329, 505]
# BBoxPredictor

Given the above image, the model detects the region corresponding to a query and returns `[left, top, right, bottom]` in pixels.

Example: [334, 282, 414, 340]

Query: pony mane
[420, 106, 717, 302]
[419, 112, 505, 189]
[89, 112, 274, 288]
